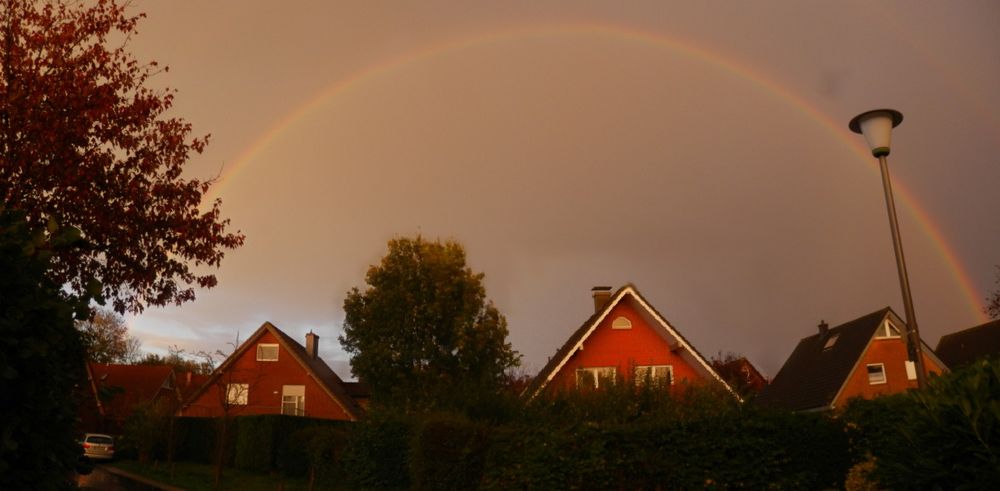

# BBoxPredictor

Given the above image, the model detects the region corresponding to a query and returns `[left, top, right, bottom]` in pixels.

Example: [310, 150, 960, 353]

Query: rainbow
[204, 22, 987, 322]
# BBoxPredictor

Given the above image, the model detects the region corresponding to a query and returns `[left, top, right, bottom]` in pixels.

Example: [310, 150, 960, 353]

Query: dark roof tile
[936, 319, 1000, 368]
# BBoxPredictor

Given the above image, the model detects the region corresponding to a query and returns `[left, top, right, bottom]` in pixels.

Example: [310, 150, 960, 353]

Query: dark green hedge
[843, 358, 1000, 490]
[477, 410, 848, 490]
[410, 414, 491, 490]
[341, 411, 415, 489]
[164, 415, 350, 474]
[233, 414, 349, 472]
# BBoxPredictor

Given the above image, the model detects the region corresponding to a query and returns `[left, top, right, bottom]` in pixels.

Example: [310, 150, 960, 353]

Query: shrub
[173, 417, 217, 464]
[870, 359, 1000, 489]
[341, 411, 414, 489]
[481, 409, 850, 490]
[277, 425, 349, 482]
[410, 413, 491, 490]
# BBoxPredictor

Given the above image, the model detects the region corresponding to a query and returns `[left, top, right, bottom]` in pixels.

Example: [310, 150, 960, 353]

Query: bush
[341, 411, 414, 489]
[480, 409, 850, 490]
[410, 413, 491, 490]
[0, 209, 91, 490]
[848, 359, 1000, 490]
[173, 417, 217, 464]
[277, 426, 349, 482]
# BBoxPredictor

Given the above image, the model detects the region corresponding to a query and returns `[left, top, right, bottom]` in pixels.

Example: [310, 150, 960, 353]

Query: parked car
[80, 433, 115, 461]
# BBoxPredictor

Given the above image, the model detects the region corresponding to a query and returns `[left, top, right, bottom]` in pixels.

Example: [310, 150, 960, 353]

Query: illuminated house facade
[179, 322, 363, 421]
[524, 284, 733, 399]
[757, 307, 947, 412]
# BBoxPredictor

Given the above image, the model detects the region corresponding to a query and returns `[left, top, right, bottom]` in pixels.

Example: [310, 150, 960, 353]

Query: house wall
[548, 299, 706, 392]
[834, 338, 944, 407]
[179, 331, 352, 420]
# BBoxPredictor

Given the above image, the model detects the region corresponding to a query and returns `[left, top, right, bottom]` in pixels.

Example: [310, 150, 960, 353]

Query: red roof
[89, 363, 175, 421]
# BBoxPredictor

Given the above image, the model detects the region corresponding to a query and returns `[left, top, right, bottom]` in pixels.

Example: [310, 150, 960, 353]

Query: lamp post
[849, 108, 927, 389]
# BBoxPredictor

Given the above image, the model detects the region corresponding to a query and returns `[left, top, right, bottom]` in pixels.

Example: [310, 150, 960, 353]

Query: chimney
[818, 320, 829, 336]
[591, 286, 613, 313]
[306, 331, 319, 359]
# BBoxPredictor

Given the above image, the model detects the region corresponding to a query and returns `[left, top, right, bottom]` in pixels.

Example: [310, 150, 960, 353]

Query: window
[823, 333, 839, 350]
[256, 344, 279, 361]
[281, 385, 305, 416]
[226, 383, 248, 405]
[905, 361, 917, 380]
[867, 364, 886, 385]
[875, 321, 902, 339]
[635, 365, 673, 386]
[576, 367, 616, 389]
[611, 316, 632, 330]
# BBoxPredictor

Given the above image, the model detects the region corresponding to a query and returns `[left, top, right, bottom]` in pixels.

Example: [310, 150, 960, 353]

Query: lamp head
[849, 109, 903, 157]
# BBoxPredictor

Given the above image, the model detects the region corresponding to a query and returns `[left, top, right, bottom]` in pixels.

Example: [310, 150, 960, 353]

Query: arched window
[611, 316, 632, 330]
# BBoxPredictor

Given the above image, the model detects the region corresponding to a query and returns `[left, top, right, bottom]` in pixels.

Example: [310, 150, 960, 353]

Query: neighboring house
[85, 363, 178, 433]
[757, 307, 947, 412]
[178, 322, 363, 421]
[936, 319, 1000, 368]
[711, 356, 768, 396]
[524, 284, 735, 399]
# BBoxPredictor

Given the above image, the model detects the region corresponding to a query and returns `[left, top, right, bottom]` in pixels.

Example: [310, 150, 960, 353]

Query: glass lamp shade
[849, 109, 903, 157]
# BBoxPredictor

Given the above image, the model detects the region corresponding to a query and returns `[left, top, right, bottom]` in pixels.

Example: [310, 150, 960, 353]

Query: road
[77, 465, 163, 491]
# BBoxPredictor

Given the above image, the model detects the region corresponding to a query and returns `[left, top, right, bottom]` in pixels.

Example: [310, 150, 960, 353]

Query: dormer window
[611, 316, 632, 330]
[875, 321, 902, 339]
[823, 333, 839, 350]
[256, 343, 279, 361]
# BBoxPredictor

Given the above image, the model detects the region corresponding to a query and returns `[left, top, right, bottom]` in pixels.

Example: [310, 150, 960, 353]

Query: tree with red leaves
[0, 0, 243, 313]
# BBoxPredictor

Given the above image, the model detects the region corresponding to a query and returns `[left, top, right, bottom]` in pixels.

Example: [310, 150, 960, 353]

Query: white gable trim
[629, 290, 738, 398]
[533, 287, 630, 396]
[531, 285, 738, 399]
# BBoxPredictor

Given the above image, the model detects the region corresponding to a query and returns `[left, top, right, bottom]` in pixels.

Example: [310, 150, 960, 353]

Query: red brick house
[82, 363, 178, 432]
[178, 322, 363, 421]
[525, 285, 734, 398]
[757, 307, 947, 412]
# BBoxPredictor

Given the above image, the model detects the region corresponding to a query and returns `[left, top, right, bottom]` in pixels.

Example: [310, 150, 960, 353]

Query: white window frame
[611, 316, 632, 330]
[635, 365, 674, 386]
[575, 367, 617, 389]
[226, 383, 249, 405]
[866, 363, 887, 385]
[875, 321, 902, 339]
[256, 343, 279, 361]
[281, 385, 305, 416]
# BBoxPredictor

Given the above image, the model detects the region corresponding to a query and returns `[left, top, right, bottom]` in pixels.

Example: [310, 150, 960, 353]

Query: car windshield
[86, 436, 113, 445]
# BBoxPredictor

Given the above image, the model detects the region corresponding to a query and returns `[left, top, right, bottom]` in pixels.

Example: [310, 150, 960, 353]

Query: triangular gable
[759, 307, 948, 412]
[182, 322, 363, 420]
[758, 308, 890, 411]
[828, 310, 948, 410]
[526, 284, 736, 399]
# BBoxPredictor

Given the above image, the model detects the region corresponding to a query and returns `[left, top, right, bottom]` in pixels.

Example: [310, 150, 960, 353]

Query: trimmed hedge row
[481, 411, 848, 490]
[132, 360, 1000, 489]
[165, 415, 349, 472]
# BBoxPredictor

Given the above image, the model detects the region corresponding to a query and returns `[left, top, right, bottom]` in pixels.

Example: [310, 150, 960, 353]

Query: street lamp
[849, 108, 927, 389]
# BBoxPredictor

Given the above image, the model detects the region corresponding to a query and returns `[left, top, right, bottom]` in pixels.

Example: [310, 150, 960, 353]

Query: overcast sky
[123, 1, 1000, 378]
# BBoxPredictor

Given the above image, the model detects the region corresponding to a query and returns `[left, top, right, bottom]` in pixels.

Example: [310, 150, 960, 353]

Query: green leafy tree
[0, 0, 244, 314]
[988, 266, 1000, 319]
[0, 208, 94, 489]
[138, 345, 213, 375]
[340, 236, 520, 411]
[76, 308, 142, 364]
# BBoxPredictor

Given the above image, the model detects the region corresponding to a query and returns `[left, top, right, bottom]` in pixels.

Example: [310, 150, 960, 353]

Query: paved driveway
[77, 465, 162, 491]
